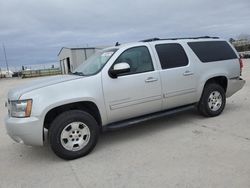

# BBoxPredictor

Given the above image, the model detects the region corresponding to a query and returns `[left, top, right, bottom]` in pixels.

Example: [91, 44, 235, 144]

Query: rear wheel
[198, 83, 226, 117]
[49, 110, 99, 160]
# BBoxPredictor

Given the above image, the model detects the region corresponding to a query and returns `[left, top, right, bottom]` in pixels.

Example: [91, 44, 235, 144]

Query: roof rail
[140, 38, 160, 42]
[140, 36, 219, 42]
[161, 36, 219, 40]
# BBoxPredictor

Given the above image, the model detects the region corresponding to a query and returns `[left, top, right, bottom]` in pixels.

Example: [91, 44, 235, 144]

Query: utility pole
[3, 43, 10, 76]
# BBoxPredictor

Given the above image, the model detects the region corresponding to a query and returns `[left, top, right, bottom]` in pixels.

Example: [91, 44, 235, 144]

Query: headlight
[10, 99, 33, 118]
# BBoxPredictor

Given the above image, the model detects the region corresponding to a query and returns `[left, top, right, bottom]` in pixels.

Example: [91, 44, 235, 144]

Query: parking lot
[0, 60, 250, 188]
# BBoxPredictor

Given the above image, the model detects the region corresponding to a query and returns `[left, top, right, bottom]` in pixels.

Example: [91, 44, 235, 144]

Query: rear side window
[188, 41, 237, 63]
[155, 43, 188, 69]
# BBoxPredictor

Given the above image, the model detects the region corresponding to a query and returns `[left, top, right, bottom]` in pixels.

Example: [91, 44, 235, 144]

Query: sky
[0, 0, 250, 70]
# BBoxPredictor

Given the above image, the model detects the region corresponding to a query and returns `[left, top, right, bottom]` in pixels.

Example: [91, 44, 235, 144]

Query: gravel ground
[0, 60, 250, 188]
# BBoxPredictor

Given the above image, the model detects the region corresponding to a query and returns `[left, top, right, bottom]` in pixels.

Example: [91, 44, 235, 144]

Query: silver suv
[5, 36, 245, 159]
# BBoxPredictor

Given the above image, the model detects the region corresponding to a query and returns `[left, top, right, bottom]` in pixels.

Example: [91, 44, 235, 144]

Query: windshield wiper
[71, 72, 85, 76]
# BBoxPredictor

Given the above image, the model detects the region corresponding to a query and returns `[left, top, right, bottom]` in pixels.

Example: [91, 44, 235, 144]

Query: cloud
[0, 0, 250, 68]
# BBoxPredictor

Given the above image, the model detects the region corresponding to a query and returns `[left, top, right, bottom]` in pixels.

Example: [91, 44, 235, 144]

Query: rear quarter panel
[185, 40, 240, 100]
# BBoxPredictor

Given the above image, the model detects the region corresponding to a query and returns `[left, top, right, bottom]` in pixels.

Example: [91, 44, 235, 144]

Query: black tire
[49, 110, 99, 160]
[198, 83, 226, 117]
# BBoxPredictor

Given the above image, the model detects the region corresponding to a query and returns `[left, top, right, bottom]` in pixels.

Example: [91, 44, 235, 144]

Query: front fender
[20, 75, 108, 129]
[40, 97, 102, 122]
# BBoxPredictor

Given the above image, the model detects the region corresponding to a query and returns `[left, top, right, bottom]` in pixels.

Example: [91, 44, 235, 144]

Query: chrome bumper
[226, 77, 246, 97]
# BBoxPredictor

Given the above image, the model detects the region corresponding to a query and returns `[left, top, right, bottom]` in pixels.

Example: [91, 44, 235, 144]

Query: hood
[8, 75, 82, 100]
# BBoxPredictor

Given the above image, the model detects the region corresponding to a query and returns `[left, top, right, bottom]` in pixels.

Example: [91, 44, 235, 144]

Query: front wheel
[49, 110, 99, 160]
[198, 83, 226, 117]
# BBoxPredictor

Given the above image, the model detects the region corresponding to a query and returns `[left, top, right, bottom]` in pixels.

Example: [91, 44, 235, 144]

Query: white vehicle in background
[0, 70, 13, 78]
[5, 36, 245, 160]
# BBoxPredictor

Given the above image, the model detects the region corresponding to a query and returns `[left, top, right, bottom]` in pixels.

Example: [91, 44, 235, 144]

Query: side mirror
[109, 62, 130, 78]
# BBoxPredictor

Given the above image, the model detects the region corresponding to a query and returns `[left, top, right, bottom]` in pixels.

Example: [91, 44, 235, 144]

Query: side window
[188, 41, 237, 62]
[113, 46, 154, 75]
[155, 43, 188, 69]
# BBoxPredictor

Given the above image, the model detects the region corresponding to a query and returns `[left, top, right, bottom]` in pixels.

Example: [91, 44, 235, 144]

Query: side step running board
[103, 104, 195, 131]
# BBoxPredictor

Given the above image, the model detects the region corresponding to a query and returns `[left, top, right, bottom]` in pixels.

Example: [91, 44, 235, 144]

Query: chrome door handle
[145, 77, 158, 83]
[183, 70, 194, 76]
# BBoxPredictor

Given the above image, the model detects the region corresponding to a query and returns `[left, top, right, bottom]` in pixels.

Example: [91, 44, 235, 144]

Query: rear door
[152, 42, 198, 109]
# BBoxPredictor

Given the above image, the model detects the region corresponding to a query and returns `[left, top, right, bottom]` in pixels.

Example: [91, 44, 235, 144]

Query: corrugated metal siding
[58, 47, 106, 74]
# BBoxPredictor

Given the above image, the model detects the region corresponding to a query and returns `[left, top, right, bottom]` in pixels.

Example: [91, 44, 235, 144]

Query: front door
[102, 46, 162, 123]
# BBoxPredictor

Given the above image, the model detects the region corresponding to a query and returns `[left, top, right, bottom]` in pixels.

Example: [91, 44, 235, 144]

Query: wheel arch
[204, 76, 228, 91]
[43, 101, 102, 131]
[198, 75, 228, 101]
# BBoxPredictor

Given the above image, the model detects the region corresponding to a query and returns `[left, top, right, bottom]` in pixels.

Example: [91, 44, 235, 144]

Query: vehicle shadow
[12, 104, 241, 161]
[12, 108, 199, 162]
[97, 108, 199, 150]
[11, 143, 61, 162]
[97, 102, 243, 151]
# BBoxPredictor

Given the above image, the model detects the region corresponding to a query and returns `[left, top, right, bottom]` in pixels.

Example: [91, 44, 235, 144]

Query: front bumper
[226, 77, 246, 97]
[4, 116, 44, 146]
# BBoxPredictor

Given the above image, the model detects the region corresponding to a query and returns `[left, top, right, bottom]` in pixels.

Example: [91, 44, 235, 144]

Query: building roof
[57, 47, 99, 56]
[57, 46, 110, 56]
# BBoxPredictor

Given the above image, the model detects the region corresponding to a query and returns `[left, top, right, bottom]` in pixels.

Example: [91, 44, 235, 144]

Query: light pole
[3, 43, 10, 76]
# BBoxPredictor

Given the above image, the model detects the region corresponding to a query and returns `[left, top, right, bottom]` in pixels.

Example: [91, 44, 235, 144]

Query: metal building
[58, 47, 104, 74]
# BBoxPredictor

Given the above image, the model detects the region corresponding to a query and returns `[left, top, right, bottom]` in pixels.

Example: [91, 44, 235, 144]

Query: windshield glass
[73, 49, 117, 76]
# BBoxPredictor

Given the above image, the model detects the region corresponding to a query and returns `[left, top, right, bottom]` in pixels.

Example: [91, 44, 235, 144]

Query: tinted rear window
[188, 41, 237, 63]
[155, 43, 188, 69]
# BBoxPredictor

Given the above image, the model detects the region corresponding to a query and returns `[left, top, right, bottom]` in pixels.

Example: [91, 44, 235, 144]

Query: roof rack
[140, 36, 219, 42]
[140, 38, 160, 42]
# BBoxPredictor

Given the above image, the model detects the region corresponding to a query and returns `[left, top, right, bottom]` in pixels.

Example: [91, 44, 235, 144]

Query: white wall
[58, 48, 100, 74]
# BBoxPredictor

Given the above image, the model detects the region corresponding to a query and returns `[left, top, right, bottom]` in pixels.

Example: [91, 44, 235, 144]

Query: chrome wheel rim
[60, 122, 90, 151]
[208, 91, 222, 111]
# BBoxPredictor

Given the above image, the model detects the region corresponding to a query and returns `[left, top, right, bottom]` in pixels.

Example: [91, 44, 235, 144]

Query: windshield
[73, 49, 117, 76]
